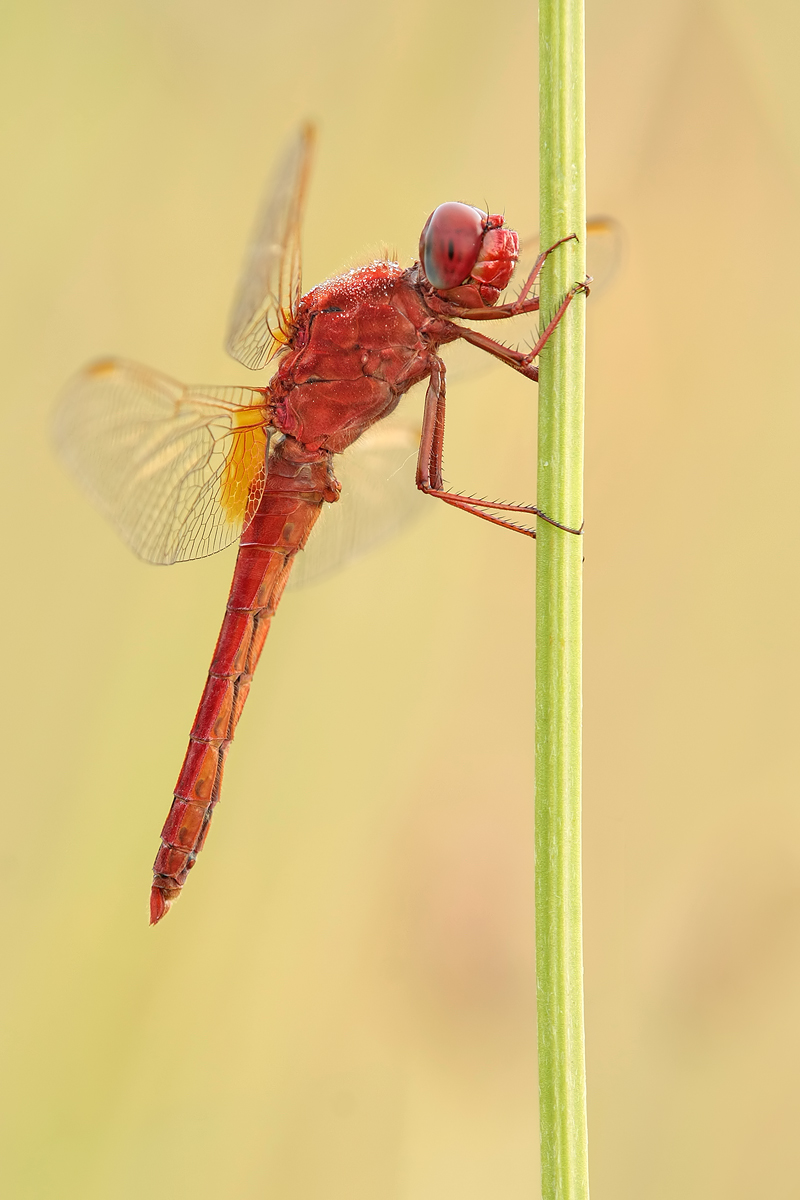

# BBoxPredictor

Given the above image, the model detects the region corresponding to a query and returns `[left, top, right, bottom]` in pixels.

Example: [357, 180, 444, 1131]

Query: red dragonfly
[55, 125, 589, 924]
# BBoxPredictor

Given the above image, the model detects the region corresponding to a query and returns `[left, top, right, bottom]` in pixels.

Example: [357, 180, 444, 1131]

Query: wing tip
[299, 119, 317, 148]
[81, 357, 118, 379]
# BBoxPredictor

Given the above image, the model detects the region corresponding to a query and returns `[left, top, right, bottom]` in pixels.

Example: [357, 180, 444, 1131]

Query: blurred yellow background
[2, 0, 800, 1196]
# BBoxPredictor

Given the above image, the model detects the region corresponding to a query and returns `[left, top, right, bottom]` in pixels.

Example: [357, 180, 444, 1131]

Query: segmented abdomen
[150, 443, 337, 924]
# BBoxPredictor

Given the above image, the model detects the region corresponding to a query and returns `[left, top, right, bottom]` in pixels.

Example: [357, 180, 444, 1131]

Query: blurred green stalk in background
[535, 0, 589, 1197]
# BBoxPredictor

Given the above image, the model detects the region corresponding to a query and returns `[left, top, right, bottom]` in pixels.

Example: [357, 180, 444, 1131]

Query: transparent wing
[226, 123, 315, 371]
[584, 214, 624, 295]
[444, 215, 623, 383]
[54, 358, 271, 565]
[289, 397, 428, 588]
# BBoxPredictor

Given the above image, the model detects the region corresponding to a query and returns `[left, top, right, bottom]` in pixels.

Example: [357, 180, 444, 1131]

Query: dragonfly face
[418, 202, 520, 305]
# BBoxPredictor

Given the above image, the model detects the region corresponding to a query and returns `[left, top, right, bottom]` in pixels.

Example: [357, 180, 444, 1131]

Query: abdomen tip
[149, 886, 172, 926]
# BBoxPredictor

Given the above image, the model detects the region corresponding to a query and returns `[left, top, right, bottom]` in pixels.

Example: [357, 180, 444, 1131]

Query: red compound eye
[419, 202, 486, 290]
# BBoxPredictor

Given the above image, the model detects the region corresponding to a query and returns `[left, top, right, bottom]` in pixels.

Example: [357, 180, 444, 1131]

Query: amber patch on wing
[87, 358, 118, 378]
[220, 412, 268, 524]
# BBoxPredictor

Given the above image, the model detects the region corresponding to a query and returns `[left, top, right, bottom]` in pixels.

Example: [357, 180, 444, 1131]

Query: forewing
[54, 358, 271, 564]
[289, 398, 427, 588]
[226, 124, 315, 371]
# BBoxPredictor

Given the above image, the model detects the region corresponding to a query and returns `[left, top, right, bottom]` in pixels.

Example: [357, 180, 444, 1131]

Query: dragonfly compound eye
[419, 202, 487, 290]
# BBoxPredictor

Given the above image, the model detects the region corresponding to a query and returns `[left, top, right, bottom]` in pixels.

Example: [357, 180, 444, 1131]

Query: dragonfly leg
[450, 276, 590, 381]
[455, 327, 540, 380]
[512, 233, 579, 310]
[416, 358, 583, 537]
[519, 278, 591, 368]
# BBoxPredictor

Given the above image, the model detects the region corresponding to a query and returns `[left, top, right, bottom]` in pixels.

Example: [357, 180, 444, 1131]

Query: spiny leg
[518, 278, 591, 370]
[456, 326, 540, 380]
[512, 233, 579, 310]
[416, 358, 582, 537]
[454, 277, 590, 382]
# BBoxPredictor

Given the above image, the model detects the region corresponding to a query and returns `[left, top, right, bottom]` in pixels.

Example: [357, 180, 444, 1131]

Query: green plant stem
[536, 0, 589, 1198]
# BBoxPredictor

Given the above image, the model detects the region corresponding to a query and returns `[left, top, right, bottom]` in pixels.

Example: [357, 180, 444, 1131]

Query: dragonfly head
[418, 202, 519, 305]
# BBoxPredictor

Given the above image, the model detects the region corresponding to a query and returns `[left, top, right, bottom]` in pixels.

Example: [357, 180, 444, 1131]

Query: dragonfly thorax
[269, 261, 434, 454]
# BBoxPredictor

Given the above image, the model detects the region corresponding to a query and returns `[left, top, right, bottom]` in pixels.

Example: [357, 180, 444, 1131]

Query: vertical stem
[536, 0, 589, 1198]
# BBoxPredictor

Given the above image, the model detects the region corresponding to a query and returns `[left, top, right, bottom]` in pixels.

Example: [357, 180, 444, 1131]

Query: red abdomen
[150, 440, 338, 924]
